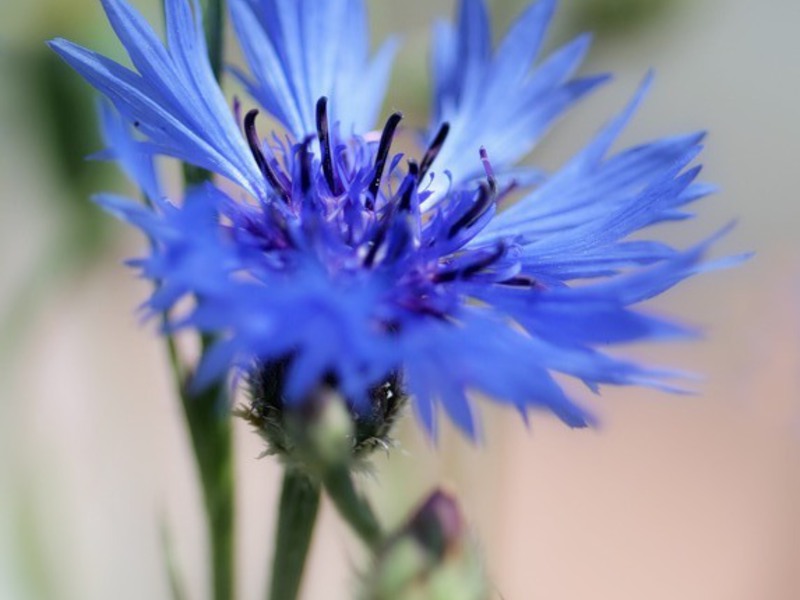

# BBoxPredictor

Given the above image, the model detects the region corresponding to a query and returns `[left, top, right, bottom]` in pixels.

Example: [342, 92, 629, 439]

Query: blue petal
[56, 0, 745, 440]
[229, 0, 397, 139]
[50, 0, 265, 197]
[96, 101, 161, 201]
[426, 0, 607, 197]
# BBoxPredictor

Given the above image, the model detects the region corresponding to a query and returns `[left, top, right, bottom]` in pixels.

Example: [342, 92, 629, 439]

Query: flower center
[235, 98, 516, 316]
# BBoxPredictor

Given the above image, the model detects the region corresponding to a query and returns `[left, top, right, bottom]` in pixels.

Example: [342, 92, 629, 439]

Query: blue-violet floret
[49, 0, 743, 438]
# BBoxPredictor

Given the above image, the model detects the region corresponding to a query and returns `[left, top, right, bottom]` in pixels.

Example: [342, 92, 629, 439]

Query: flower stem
[202, 0, 226, 81]
[160, 517, 188, 600]
[159, 1, 235, 598]
[182, 379, 235, 600]
[268, 471, 321, 600]
[322, 465, 383, 551]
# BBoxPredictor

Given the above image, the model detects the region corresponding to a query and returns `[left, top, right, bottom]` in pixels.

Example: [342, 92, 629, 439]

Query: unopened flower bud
[240, 359, 406, 471]
[286, 386, 354, 469]
[362, 489, 490, 600]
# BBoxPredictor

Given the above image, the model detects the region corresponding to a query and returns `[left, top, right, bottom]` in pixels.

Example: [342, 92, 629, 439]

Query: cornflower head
[49, 0, 742, 441]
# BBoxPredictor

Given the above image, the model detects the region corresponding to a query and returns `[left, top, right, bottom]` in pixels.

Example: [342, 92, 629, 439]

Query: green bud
[286, 386, 354, 470]
[239, 359, 406, 472]
[362, 490, 490, 600]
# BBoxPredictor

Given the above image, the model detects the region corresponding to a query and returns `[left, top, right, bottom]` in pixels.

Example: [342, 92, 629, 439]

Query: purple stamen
[499, 275, 538, 288]
[367, 111, 403, 206]
[418, 122, 450, 183]
[479, 147, 497, 193]
[244, 109, 290, 203]
[447, 182, 494, 239]
[315, 97, 340, 195]
[435, 243, 506, 283]
[365, 167, 418, 267]
[363, 215, 391, 267]
[298, 136, 314, 195]
[398, 161, 419, 212]
[233, 96, 242, 129]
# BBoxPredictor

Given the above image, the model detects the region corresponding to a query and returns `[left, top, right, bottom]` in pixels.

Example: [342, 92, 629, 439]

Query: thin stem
[164, 332, 185, 384]
[159, 1, 235, 598]
[183, 379, 235, 600]
[202, 0, 226, 81]
[160, 518, 188, 600]
[322, 466, 383, 551]
[268, 471, 321, 600]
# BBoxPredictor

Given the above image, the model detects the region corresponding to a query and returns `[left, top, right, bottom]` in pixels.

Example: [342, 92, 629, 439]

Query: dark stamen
[463, 243, 506, 277]
[363, 217, 391, 268]
[365, 163, 420, 267]
[244, 109, 290, 203]
[383, 220, 412, 265]
[233, 96, 242, 129]
[447, 182, 494, 239]
[418, 122, 450, 183]
[315, 97, 340, 195]
[435, 243, 506, 283]
[479, 147, 497, 193]
[299, 136, 314, 195]
[398, 161, 419, 212]
[500, 275, 538, 288]
[367, 111, 403, 206]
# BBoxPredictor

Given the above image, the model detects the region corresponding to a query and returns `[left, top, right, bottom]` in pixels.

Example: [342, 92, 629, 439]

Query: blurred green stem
[160, 1, 234, 599]
[202, 0, 226, 81]
[267, 465, 382, 600]
[268, 471, 321, 600]
[322, 465, 384, 551]
[182, 377, 235, 600]
[160, 518, 189, 600]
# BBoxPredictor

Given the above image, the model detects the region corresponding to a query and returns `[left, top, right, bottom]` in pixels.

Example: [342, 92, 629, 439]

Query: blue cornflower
[49, 0, 742, 439]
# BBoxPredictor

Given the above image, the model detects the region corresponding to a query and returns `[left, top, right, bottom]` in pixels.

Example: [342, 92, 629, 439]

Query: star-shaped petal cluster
[50, 0, 743, 438]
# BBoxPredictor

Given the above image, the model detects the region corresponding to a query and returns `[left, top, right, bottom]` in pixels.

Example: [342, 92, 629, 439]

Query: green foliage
[569, 0, 678, 34]
[28, 49, 112, 256]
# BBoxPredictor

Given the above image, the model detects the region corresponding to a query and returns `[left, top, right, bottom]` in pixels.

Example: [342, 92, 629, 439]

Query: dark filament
[479, 147, 497, 193]
[244, 109, 290, 203]
[447, 182, 494, 239]
[500, 275, 538, 288]
[299, 136, 314, 194]
[418, 122, 450, 184]
[233, 96, 242, 129]
[398, 161, 419, 212]
[363, 214, 391, 267]
[365, 166, 418, 267]
[435, 243, 506, 283]
[367, 111, 403, 207]
[315, 97, 340, 195]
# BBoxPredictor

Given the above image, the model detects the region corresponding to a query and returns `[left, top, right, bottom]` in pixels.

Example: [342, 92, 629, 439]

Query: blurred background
[1, 0, 799, 598]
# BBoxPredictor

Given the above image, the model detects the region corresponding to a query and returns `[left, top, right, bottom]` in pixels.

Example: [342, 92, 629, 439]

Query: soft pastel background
[1, 0, 798, 598]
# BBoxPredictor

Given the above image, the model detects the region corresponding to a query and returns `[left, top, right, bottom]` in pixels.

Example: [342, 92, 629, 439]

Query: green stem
[159, 1, 234, 598]
[183, 379, 235, 600]
[322, 466, 383, 551]
[268, 471, 321, 600]
[160, 517, 189, 600]
[202, 0, 226, 81]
